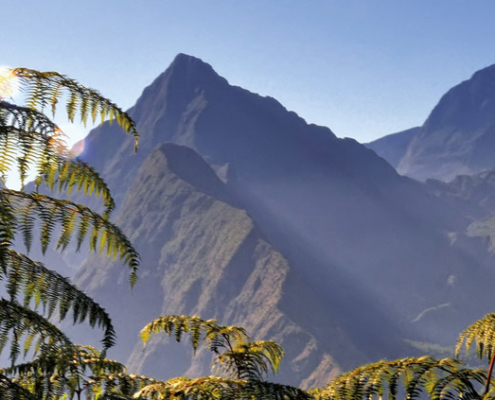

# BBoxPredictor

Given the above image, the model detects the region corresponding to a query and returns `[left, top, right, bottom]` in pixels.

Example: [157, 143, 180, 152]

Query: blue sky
[3, 1, 495, 144]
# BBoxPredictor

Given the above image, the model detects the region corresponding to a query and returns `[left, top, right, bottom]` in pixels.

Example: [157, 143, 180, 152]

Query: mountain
[366, 127, 420, 169]
[67, 54, 495, 387]
[74, 143, 377, 388]
[367, 64, 495, 181]
[426, 168, 495, 218]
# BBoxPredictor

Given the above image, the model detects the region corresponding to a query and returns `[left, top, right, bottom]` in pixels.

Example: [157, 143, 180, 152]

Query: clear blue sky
[3, 0, 495, 144]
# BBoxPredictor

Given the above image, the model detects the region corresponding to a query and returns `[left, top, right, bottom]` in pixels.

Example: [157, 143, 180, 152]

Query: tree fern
[312, 356, 486, 400]
[0, 345, 157, 400]
[133, 375, 310, 400]
[5, 249, 116, 350]
[0, 66, 140, 397]
[456, 313, 495, 394]
[140, 315, 278, 379]
[13, 68, 138, 147]
[138, 315, 307, 399]
[4, 189, 139, 283]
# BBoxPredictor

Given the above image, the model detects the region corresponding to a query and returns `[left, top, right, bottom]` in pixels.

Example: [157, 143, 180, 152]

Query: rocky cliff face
[74, 143, 371, 388]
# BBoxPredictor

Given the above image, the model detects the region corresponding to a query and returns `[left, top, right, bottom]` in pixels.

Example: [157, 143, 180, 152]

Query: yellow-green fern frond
[315, 357, 485, 400]
[140, 315, 213, 353]
[3, 190, 139, 286]
[53, 157, 116, 217]
[456, 313, 495, 361]
[0, 299, 73, 364]
[0, 374, 37, 400]
[4, 250, 116, 350]
[0, 65, 141, 400]
[103, 372, 159, 399]
[133, 376, 310, 400]
[13, 68, 139, 150]
[140, 315, 283, 383]
[0, 101, 118, 215]
[1, 345, 136, 400]
[204, 323, 249, 355]
[213, 340, 284, 380]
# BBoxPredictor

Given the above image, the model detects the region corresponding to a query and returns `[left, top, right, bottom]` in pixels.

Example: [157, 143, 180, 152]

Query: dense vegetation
[2, 66, 495, 399]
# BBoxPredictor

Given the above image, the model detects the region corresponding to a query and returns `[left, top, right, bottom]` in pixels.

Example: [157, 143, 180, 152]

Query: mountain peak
[167, 53, 221, 80]
[370, 61, 495, 181]
[128, 54, 227, 135]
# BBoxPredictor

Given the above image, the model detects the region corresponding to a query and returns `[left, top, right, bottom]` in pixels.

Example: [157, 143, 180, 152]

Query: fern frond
[56, 157, 116, 217]
[3, 189, 139, 286]
[140, 315, 210, 353]
[204, 323, 249, 355]
[4, 250, 116, 350]
[0, 373, 37, 400]
[456, 313, 495, 361]
[0, 299, 73, 364]
[0, 66, 141, 400]
[13, 68, 139, 150]
[140, 315, 285, 382]
[103, 372, 159, 399]
[1, 345, 134, 400]
[315, 357, 484, 400]
[0, 101, 117, 215]
[213, 340, 284, 380]
[133, 376, 310, 400]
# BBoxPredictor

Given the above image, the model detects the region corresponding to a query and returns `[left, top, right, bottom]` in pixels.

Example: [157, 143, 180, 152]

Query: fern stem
[485, 350, 495, 395]
[223, 333, 242, 379]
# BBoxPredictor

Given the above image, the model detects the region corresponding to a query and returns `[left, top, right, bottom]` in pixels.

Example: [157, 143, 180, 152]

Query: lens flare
[70, 139, 85, 158]
[0, 67, 19, 99]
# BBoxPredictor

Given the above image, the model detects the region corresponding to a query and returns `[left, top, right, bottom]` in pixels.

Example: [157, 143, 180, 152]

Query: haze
[3, 0, 495, 145]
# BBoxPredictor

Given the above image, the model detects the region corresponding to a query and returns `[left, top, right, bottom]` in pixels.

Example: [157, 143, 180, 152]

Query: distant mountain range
[367, 64, 495, 182]
[47, 55, 495, 388]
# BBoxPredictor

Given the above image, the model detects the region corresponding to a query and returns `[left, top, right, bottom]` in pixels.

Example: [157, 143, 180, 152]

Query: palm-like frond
[13, 68, 139, 149]
[4, 249, 116, 350]
[1, 345, 149, 400]
[203, 323, 248, 355]
[140, 315, 283, 380]
[213, 340, 284, 380]
[140, 315, 213, 352]
[0, 66, 142, 397]
[456, 313, 495, 395]
[0, 373, 37, 400]
[132, 376, 310, 400]
[0, 101, 116, 214]
[3, 189, 139, 285]
[456, 313, 495, 361]
[140, 315, 249, 356]
[314, 357, 485, 400]
[0, 186, 138, 357]
[0, 100, 61, 187]
[0, 299, 73, 364]
[103, 372, 159, 399]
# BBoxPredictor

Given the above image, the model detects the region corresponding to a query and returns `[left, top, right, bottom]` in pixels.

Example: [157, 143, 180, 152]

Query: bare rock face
[74, 143, 366, 387]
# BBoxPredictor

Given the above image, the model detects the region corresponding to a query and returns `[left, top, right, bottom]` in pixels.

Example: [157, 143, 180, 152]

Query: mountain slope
[426, 168, 495, 218]
[368, 64, 495, 181]
[74, 143, 372, 388]
[366, 127, 420, 168]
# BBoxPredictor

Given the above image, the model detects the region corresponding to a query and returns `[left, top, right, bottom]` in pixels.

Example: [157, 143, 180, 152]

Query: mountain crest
[169, 53, 223, 80]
